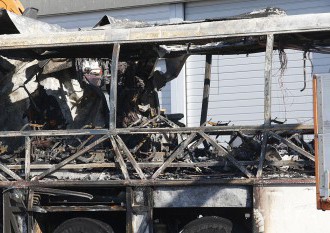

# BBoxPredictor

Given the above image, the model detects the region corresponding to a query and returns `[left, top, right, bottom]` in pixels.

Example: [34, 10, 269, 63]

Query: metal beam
[0, 163, 22, 181]
[0, 178, 316, 189]
[40, 206, 125, 212]
[152, 133, 197, 179]
[3, 192, 14, 233]
[200, 54, 212, 126]
[2, 13, 330, 50]
[33, 134, 110, 180]
[6, 160, 311, 171]
[269, 131, 315, 161]
[115, 136, 146, 180]
[0, 173, 8, 181]
[25, 137, 31, 181]
[0, 129, 109, 137]
[33, 187, 93, 199]
[0, 124, 312, 138]
[110, 136, 130, 180]
[158, 115, 180, 128]
[199, 131, 253, 178]
[256, 132, 268, 178]
[126, 187, 133, 233]
[110, 43, 121, 130]
[257, 34, 274, 178]
[264, 34, 274, 126]
[130, 187, 154, 233]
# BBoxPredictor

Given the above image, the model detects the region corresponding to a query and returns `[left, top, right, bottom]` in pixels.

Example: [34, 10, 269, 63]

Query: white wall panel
[39, 5, 172, 28]
[185, 0, 330, 126]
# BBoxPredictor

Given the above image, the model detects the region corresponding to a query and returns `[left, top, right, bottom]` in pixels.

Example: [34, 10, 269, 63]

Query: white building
[21, 0, 330, 126]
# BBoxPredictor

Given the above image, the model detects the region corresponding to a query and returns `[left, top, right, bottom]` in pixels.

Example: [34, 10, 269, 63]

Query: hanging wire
[300, 51, 314, 92]
[308, 51, 314, 76]
[300, 51, 307, 92]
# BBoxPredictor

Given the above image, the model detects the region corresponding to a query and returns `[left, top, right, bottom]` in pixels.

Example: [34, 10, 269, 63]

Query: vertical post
[200, 54, 212, 126]
[126, 187, 133, 233]
[129, 187, 153, 233]
[3, 192, 11, 233]
[257, 34, 274, 178]
[263, 34, 274, 126]
[25, 137, 31, 181]
[110, 43, 121, 130]
[27, 190, 34, 233]
[146, 187, 154, 233]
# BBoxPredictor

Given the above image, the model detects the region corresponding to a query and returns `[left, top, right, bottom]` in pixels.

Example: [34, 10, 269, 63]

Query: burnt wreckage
[1, 7, 330, 233]
[0, 8, 318, 182]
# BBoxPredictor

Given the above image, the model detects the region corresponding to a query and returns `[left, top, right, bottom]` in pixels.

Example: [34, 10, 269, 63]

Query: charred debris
[0, 8, 318, 181]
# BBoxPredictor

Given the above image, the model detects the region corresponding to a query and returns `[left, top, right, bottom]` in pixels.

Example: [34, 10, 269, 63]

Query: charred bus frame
[0, 12, 330, 232]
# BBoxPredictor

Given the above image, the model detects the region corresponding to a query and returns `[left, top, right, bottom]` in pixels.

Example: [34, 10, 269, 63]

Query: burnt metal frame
[0, 48, 314, 233]
[0, 36, 316, 184]
[1, 13, 330, 50]
[1, 13, 328, 232]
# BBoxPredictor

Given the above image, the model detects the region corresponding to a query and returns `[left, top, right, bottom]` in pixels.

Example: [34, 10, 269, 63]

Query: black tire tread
[53, 217, 114, 233]
[182, 216, 233, 233]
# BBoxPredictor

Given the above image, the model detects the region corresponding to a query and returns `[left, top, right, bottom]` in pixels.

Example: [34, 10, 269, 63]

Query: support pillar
[200, 54, 212, 126]
[127, 187, 153, 233]
[257, 34, 274, 178]
[3, 190, 27, 233]
[110, 43, 121, 130]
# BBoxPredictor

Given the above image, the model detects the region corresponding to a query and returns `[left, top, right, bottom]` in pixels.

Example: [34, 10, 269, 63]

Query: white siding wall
[39, 4, 176, 113]
[185, 0, 330, 126]
[39, 5, 172, 28]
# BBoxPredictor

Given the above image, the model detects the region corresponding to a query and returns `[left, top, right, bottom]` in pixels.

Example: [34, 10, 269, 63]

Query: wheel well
[35, 212, 125, 233]
[153, 207, 252, 233]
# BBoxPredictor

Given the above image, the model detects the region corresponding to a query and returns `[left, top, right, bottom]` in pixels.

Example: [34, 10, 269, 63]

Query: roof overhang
[1, 12, 330, 58]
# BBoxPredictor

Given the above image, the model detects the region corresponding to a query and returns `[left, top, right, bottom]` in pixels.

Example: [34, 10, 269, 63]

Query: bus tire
[182, 216, 232, 233]
[53, 217, 114, 233]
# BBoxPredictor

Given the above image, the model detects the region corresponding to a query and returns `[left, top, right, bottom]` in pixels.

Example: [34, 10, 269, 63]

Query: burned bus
[0, 8, 329, 233]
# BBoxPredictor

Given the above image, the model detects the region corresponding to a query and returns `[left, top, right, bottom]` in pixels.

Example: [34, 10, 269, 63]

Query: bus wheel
[181, 216, 232, 233]
[53, 217, 114, 233]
